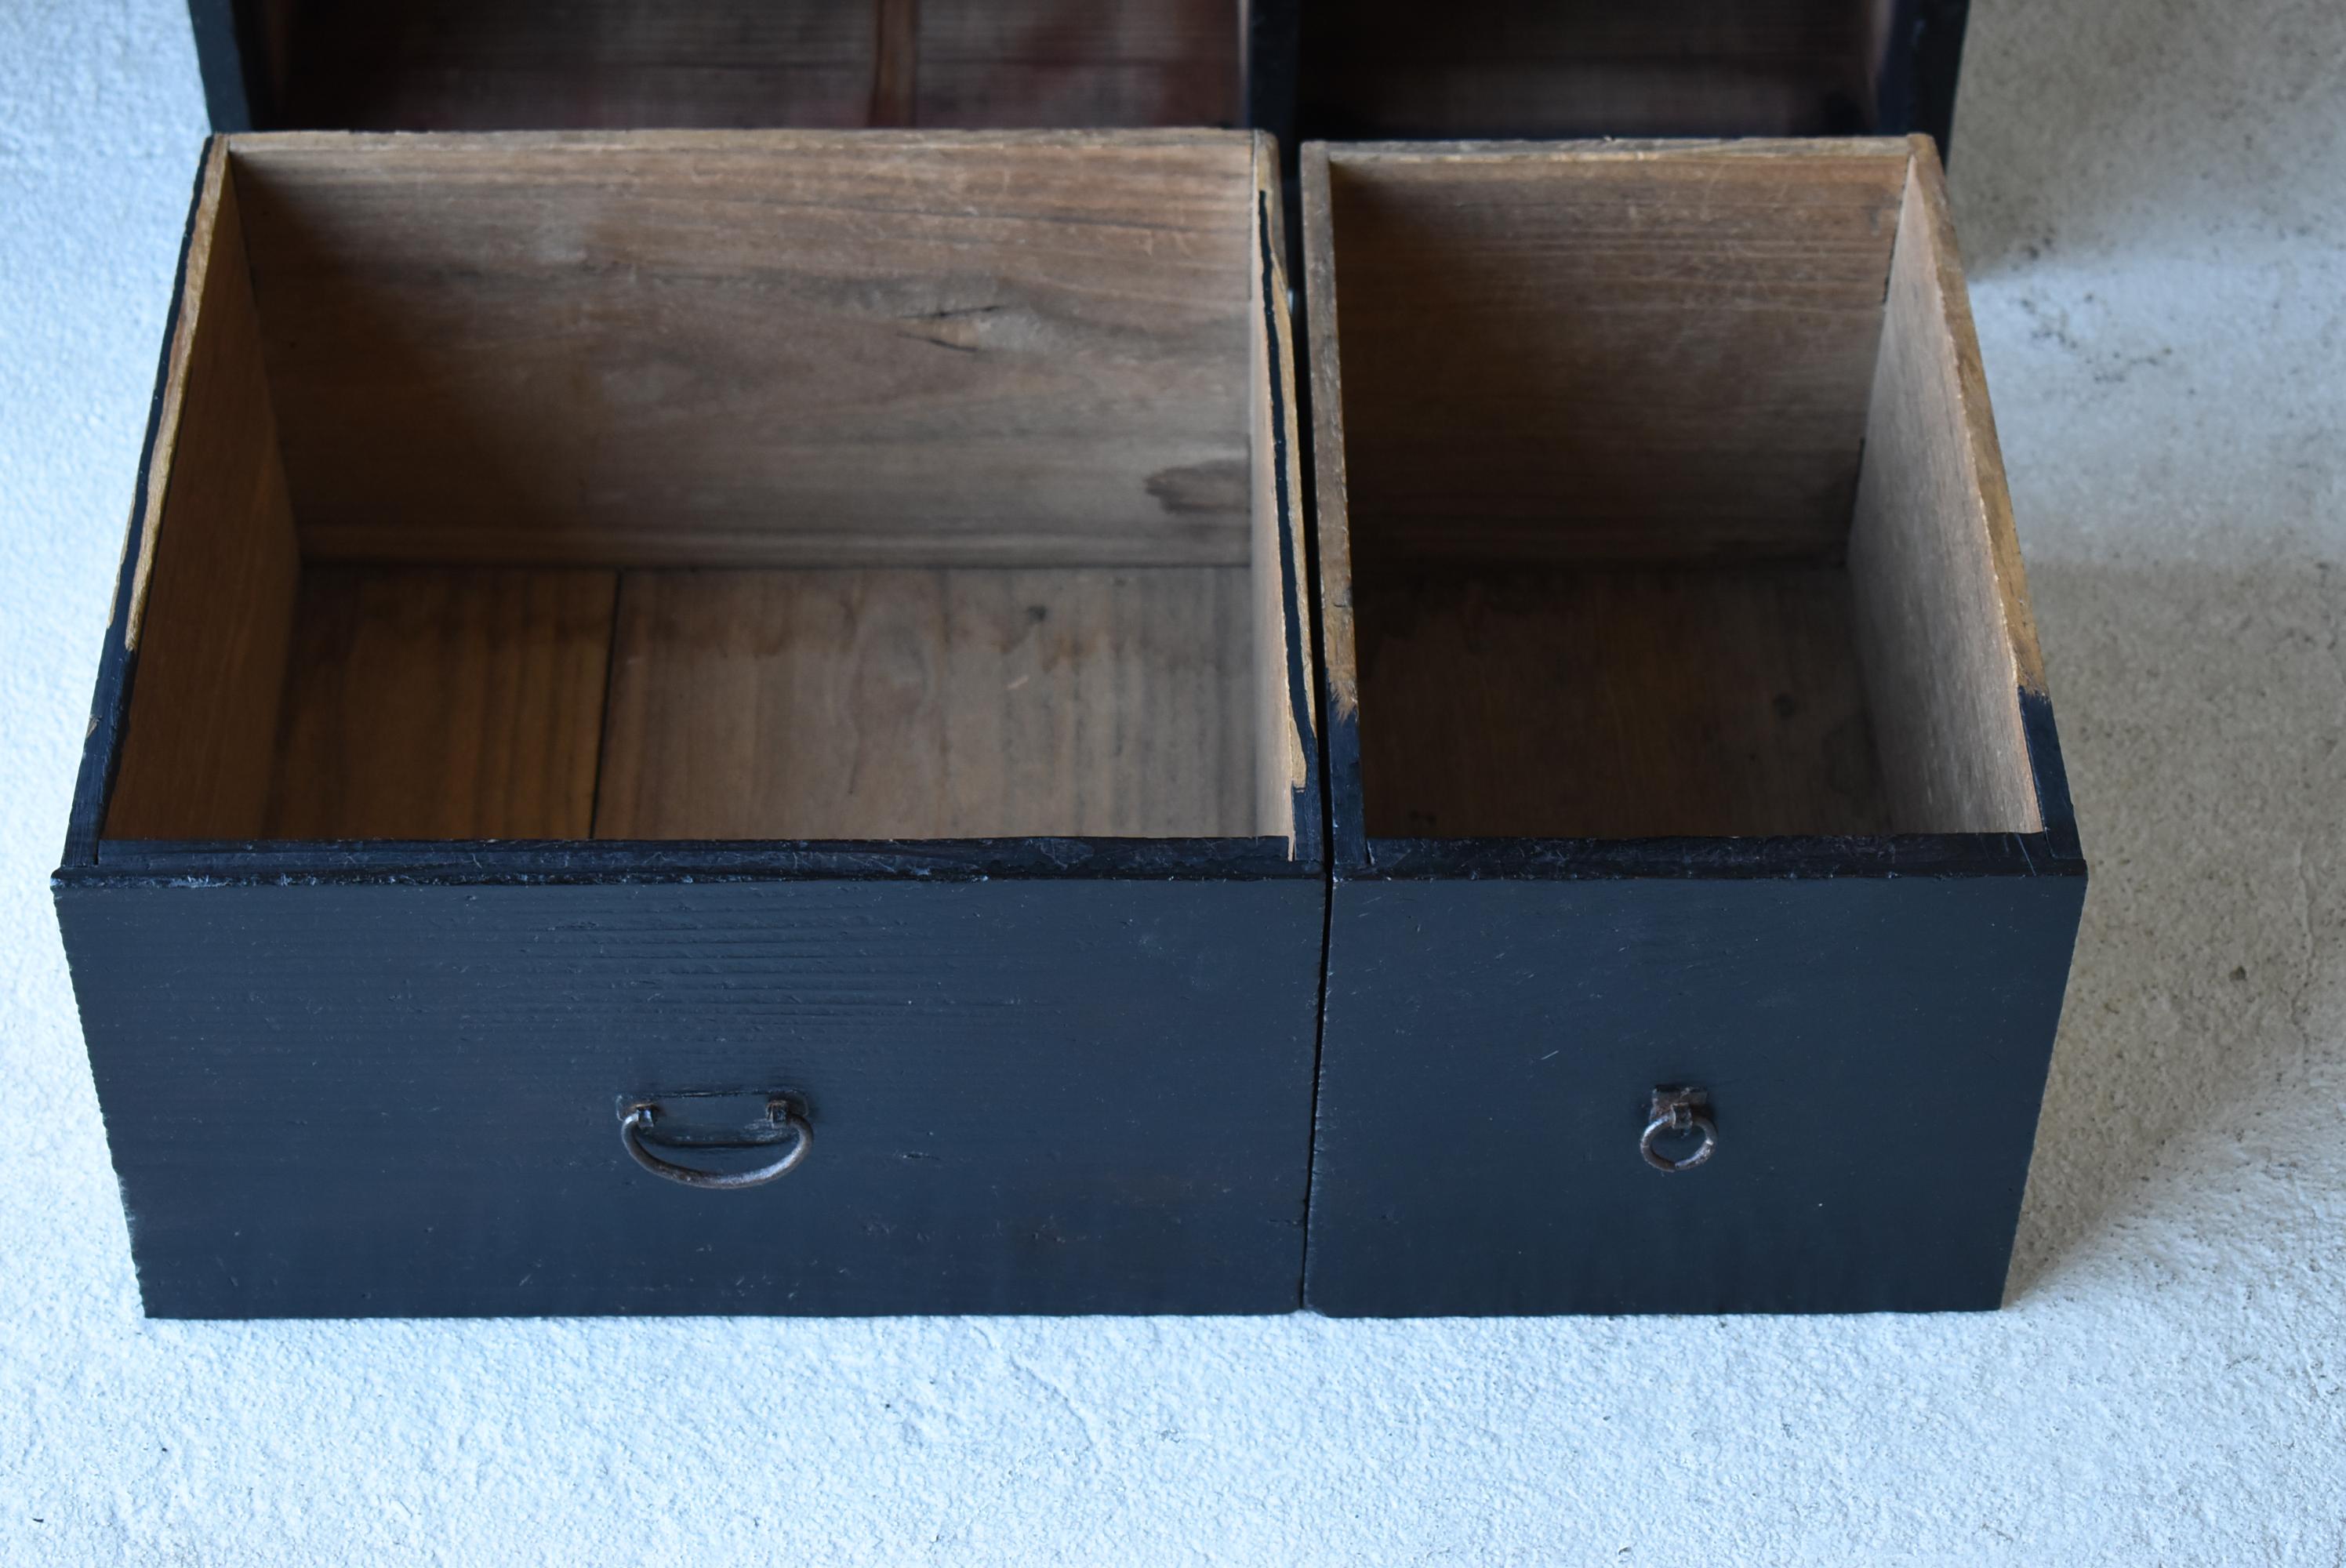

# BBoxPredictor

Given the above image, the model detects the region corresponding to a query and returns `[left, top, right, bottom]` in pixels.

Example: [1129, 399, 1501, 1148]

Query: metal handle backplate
[1640, 1086, 1716, 1173]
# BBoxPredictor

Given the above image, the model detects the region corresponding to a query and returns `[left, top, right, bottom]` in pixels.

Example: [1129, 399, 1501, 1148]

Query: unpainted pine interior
[1315, 140, 2043, 840]
[104, 133, 1299, 846]
[1296, 0, 1895, 141]
[247, 0, 1244, 132]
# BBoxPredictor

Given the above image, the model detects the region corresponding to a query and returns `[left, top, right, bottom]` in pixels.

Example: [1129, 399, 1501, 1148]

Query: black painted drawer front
[59, 877, 1321, 1317]
[1306, 873, 2083, 1315]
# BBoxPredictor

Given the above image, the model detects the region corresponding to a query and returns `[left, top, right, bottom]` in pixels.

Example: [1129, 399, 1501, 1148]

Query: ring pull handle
[619, 1095, 812, 1190]
[1640, 1086, 1716, 1174]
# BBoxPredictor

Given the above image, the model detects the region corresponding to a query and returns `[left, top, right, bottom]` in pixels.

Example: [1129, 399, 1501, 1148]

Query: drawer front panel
[60, 877, 1321, 1316]
[1307, 873, 2084, 1316]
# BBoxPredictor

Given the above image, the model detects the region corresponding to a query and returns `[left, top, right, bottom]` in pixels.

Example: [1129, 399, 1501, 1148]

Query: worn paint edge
[69, 833, 1327, 888]
[185, 0, 255, 132]
[57, 140, 220, 868]
[1252, 133, 1317, 858]
[1904, 136, 2047, 695]
[1348, 830, 2086, 883]
[1903, 136, 2079, 851]
[225, 127, 1259, 159]
[1295, 144, 1371, 877]
[1318, 136, 1916, 165]
[123, 140, 231, 655]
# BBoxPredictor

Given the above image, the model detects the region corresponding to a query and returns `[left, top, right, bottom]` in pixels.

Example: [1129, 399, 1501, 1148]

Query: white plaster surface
[2, 1, 2341, 1561]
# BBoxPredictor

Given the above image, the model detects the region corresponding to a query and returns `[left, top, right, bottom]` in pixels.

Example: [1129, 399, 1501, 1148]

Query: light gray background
[3, 1, 2341, 1562]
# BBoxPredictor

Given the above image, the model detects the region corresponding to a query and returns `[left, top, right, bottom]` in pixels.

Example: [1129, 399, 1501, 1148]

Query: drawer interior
[106, 133, 1305, 846]
[1315, 140, 2044, 840]
[1298, 0, 1898, 142]
[236, 0, 1242, 132]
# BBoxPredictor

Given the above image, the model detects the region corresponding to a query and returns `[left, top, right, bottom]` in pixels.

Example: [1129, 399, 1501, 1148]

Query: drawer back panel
[231, 134, 1255, 568]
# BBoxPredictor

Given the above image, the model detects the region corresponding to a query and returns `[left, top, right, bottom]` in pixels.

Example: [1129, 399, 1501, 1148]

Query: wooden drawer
[1298, 137, 2086, 1315]
[55, 129, 1322, 1317]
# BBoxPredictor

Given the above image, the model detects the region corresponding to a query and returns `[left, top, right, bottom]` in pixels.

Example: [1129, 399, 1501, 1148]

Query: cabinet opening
[234, 0, 1243, 132]
[1314, 140, 2043, 840]
[104, 133, 1306, 847]
[1298, 0, 1900, 143]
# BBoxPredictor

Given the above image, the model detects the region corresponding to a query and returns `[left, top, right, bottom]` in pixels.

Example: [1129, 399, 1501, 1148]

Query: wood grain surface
[915, 0, 1242, 128]
[107, 150, 302, 840]
[594, 567, 1255, 840]
[1316, 140, 1906, 564]
[262, 1, 876, 130]
[870, 0, 918, 126]
[1847, 140, 2042, 834]
[266, 567, 617, 840]
[1299, 142, 1360, 742]
[230, 132, 1258, 568]
[1353, 565, 1889, 838]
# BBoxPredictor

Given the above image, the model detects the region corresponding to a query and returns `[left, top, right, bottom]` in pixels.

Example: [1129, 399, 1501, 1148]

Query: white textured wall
[2, 2, 2341, 1561]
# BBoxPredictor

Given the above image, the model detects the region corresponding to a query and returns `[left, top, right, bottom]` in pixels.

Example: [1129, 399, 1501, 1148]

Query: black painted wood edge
[136, 1304, 1308, 1323]
[65, 835, 1324, 888]
[1323, 709, 1371, 875]
[187, 0, 257, 131]
[1348, 830, 2086, 883]
[61, 140, 216, 872]
[1879, 0, 1972, 156]
[1247, 0, 1302, 172]
[2017, 687, 2084, 863]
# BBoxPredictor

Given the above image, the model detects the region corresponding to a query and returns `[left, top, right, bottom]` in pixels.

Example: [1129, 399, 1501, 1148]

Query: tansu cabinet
[1300, 137, 2086, 1316]
[55, 130, 1322, 1318]
[190, 2, 1969, 154]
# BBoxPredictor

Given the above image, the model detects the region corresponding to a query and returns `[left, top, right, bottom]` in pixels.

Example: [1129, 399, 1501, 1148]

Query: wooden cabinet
[189, 2, 1969, 151]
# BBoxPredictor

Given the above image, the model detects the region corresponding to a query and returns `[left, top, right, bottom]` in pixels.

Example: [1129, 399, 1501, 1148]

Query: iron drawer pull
[619, 1097, 812, 1189]
[1640, 1087, 1716, 1173]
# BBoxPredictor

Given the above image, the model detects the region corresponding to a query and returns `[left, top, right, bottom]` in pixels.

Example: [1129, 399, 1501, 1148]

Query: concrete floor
[2, 1, 2341, 1562]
